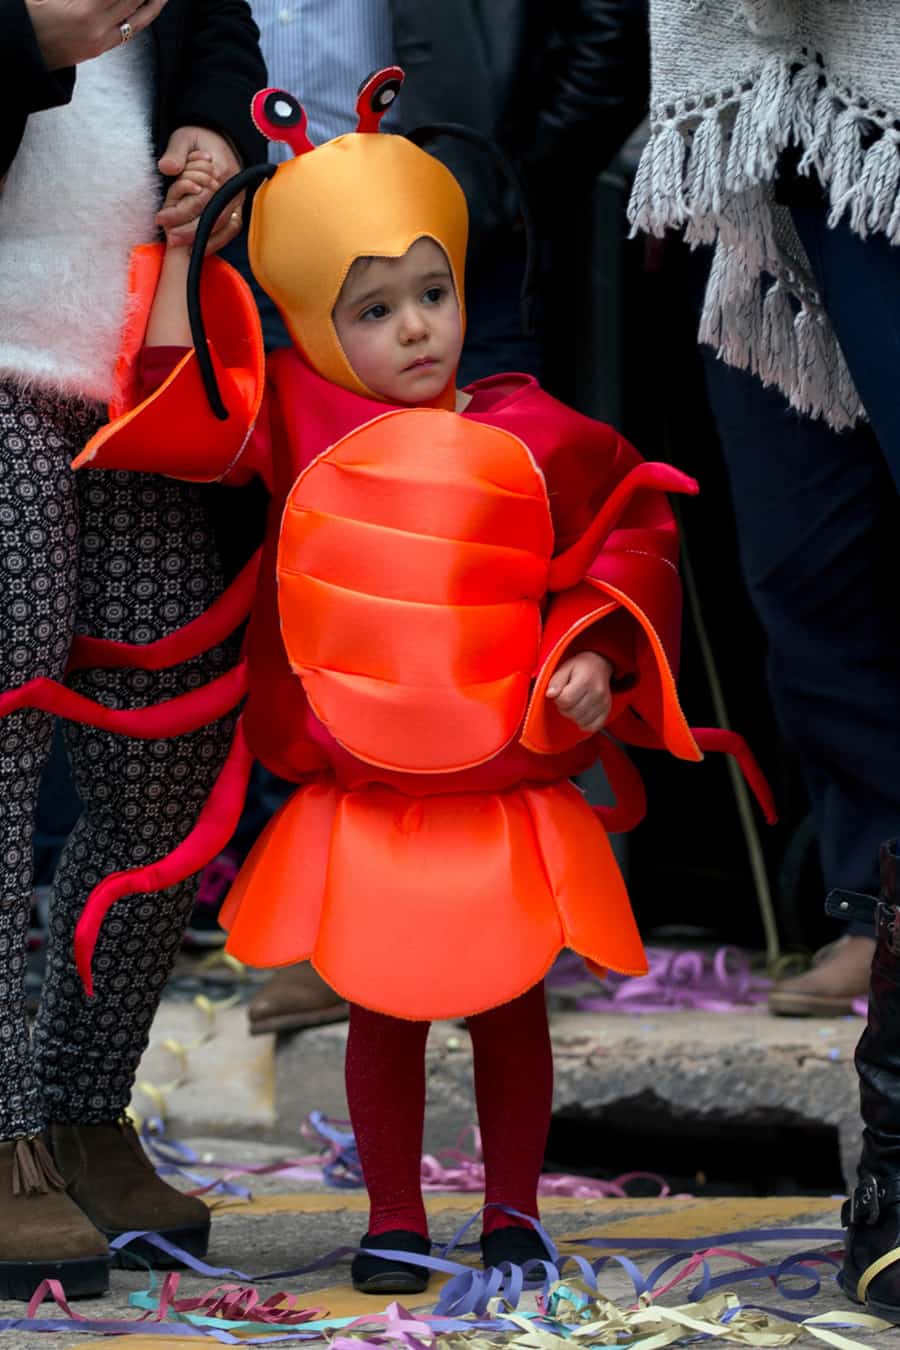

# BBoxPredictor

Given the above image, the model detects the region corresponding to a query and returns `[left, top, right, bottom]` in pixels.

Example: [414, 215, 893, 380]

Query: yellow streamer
[196, 949, 247, 979]
[854, 1243, 900, 1303]
[129, 989, 240, 1130]
[333, 1286, 893, 1350]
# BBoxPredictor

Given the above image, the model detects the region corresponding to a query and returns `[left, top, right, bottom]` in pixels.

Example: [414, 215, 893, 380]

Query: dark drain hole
[545, 1106, 846, 1197]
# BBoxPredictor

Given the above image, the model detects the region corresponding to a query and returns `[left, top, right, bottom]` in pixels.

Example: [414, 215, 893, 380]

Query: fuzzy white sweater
[0, 35, 159, 403]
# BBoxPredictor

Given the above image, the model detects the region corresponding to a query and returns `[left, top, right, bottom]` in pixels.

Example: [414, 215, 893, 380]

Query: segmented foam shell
[277, 407, 554, 772]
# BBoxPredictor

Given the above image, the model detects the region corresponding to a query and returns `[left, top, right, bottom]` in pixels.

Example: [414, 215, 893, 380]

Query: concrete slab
[130, 990, 866, 1189]
[274, 1009, 865, 1185]
[130, 1000, 277, 1138]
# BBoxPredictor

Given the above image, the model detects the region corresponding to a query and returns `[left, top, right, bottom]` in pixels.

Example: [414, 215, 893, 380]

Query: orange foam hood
[247, 71, 468, 403]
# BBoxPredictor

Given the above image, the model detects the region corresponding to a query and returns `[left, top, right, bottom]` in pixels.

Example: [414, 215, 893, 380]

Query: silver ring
[119, 20, 134, 43]
[229, 211, 242, 225]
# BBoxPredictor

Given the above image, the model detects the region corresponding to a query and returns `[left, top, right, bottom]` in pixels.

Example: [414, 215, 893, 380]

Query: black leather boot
[832, 842, 900, 1323]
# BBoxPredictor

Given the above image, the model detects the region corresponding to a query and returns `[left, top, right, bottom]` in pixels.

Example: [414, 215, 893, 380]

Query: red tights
[344, 982, 553, 1238]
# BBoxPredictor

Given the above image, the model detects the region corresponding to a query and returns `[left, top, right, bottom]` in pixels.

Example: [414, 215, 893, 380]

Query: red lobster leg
[66, 549, 261, 673]
[691, 726, 778, 825]
[588, 728, 776, 836]
[74, 719, 256, 996]
[0, 662, 248, 738]
[592, 735, 649, 835]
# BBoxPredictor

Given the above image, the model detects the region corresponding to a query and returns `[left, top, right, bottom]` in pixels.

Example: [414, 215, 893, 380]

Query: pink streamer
[25, 1271, 327, 1339]
[145, 1116, 670, 1202]
[154, 1272, 327, 1326]
[332, 1302, 438, 1350]
[650, 1246, 769, 1300]
[419, 1127, 670, 1199]
[195, 849, 240, 911]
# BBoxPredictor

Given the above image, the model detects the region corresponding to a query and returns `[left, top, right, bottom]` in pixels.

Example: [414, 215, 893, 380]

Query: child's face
[332, 238, 462, 403]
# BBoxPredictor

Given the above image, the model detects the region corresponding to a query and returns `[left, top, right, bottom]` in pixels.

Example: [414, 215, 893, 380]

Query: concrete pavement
[1, 1167, 885, 1350]
[0, 968, 879, 1348]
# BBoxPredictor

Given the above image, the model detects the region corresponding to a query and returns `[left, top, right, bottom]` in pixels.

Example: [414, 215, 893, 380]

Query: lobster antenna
[187, 164, 277, 418]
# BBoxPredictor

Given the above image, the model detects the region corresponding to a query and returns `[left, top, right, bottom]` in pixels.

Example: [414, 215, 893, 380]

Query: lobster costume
[0, 68, 774, 1014]
[0, 70, 774, 1262]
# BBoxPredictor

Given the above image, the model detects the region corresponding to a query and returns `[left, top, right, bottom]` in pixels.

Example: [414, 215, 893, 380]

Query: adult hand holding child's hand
[546, 651, 614, 733]
[26, 0, 168, 69]
[157, 125, 244, 252]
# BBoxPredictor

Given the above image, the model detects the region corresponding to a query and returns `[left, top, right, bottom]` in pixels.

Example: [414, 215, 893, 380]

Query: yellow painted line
[558, 1194, 840, 1240]
[282, 1274, 458, 1320]
[210, 1192, 841, 1229]
[555, 1194, 841, 1256]
[210, 1190, 620, 1217]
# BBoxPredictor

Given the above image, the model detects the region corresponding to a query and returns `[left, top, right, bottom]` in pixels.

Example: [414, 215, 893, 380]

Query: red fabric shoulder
[467, 384, 637, 550]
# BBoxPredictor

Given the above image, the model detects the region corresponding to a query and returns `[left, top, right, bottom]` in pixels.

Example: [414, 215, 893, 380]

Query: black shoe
[481, 1224, 553, 1282]
[351, 1230, 431, 1294]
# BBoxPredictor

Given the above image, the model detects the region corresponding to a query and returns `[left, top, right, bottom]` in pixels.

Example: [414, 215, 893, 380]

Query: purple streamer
[573, 945, 773, 1015]
[27, 1209, 844, 1341]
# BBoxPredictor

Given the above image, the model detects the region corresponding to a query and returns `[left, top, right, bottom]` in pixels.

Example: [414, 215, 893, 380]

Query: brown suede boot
[49, 1118, 210, 1270]
[248, 962, 348, 1035]
[0, 1136, 109, 1300]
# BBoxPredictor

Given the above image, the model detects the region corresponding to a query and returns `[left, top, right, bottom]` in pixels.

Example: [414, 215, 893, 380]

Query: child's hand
[546, 651, 613, 733]
[159, 150, 220, 245]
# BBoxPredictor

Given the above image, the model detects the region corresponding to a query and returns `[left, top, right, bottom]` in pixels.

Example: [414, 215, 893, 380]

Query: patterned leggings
[0, 383, 238, 1138]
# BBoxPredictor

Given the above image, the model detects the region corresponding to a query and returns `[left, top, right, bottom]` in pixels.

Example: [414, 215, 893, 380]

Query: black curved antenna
[187, 163, 277, 419]
[407, 122, 538, 335]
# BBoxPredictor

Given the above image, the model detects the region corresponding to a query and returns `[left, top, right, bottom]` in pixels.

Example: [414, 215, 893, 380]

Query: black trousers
[702, 209, 900, 921]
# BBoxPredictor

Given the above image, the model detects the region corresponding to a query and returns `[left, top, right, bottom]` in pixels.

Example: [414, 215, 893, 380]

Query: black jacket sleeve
[0, 0, 76, 177]
[520, 0, 649, 214]
[391, 0, 648, 252]
[155, 0, 268, 168]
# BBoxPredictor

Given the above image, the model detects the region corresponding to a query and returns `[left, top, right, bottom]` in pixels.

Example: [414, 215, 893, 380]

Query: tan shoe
[49, 1118, 210, 1269]
[248, 962, 349, 1035]
[0, 1136, 109, 1300]
[768, 933, 876, 1016]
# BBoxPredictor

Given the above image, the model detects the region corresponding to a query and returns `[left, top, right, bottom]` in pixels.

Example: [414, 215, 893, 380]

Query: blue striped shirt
[254, 0, 398, 161]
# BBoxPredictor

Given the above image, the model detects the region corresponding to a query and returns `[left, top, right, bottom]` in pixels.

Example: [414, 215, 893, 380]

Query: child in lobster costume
[1, 70, 775, 1290]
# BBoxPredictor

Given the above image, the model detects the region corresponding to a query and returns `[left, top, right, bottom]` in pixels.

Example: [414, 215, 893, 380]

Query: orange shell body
[276, 408, 554, 773]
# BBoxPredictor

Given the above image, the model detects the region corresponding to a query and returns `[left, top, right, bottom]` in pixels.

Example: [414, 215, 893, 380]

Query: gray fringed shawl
[628, 0, 900, 429]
